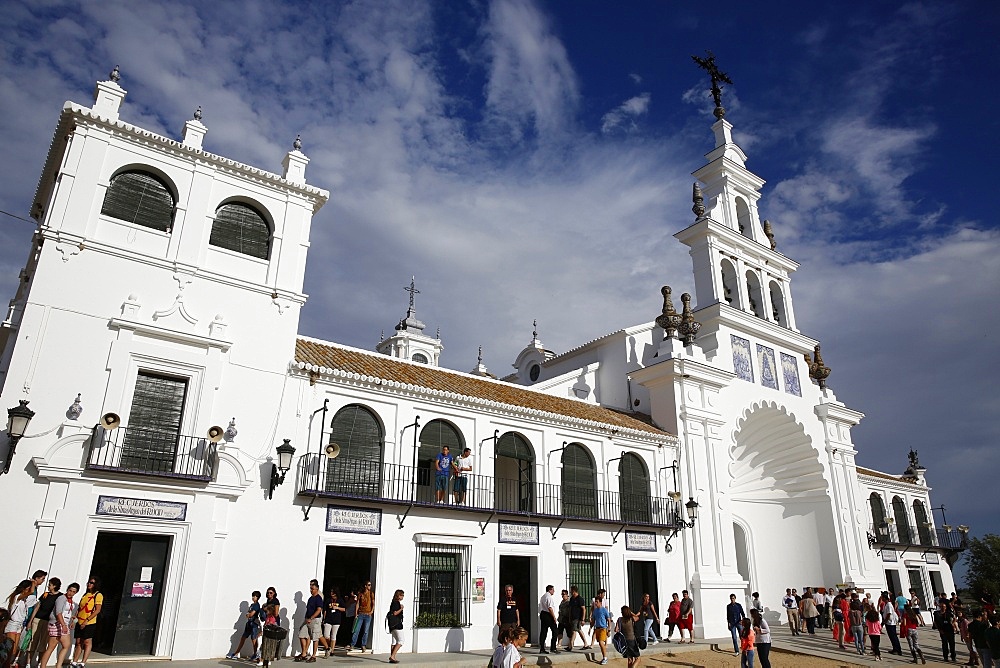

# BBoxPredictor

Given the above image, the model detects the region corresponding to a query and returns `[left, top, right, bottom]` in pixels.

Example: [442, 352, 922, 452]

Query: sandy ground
[567, 647, 865, 668]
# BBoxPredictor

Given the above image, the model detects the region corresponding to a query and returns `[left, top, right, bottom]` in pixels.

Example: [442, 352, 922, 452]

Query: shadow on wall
[444, 627, 465, 652]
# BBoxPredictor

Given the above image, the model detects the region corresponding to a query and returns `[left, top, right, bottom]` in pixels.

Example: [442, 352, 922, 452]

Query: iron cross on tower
[692, 50, 733, 120]
[404, 276, 420, 309]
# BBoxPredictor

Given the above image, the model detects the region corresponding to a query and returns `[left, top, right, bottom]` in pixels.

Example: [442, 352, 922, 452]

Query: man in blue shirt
[726, 593, 746, 655]
[591, 589, 613, 665]
[434, 445, 453, 503]
[297, 580, 324, 661]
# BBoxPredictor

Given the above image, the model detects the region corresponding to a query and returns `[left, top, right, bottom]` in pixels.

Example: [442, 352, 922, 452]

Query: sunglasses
[87, 581, 96, 585]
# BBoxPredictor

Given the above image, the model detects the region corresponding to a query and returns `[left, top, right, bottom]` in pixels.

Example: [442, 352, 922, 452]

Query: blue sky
[1, 1, 997, 582]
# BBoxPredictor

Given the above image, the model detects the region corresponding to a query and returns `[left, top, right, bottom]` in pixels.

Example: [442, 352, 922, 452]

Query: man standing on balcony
[452, 447, 473, 505]
[537, 585, 558, 654]
[434, 445, 453, 504]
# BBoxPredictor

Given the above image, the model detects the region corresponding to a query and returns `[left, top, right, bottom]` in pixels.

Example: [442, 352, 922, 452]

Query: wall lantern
[3, 400, 36, 475]
[267, 438, 296, 499]
[664, 496, 699, 553]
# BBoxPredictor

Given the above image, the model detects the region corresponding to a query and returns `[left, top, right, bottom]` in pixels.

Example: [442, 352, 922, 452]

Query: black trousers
[870, 634, 881, 657]
[757, 642, 772, 668]
[940, 630, 956, 661]
[885, 624, 903, 653]
[805, 616, 816, 634]
[538, 612, 558, 650]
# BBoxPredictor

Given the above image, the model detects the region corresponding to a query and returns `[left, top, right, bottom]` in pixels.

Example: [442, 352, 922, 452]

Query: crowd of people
[2, 572, 103, 668]
[770, 586, 1000, 667]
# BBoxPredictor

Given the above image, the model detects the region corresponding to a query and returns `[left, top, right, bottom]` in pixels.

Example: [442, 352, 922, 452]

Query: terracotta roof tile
[295, 339, 672, 438]
[857, 466, 918, 485]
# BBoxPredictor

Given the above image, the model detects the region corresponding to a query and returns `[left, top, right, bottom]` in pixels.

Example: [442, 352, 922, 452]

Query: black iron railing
[86, 426, 216, 481]
[297, 456, 680, 528]
[868, 523, 969, 551]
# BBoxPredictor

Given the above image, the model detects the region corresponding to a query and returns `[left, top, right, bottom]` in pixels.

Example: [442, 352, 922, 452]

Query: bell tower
[376, 277, 443, 365]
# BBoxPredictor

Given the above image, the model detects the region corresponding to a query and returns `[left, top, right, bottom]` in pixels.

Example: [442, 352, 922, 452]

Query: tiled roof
[295, 339, 672, 438]
[857, 467, 918, 485]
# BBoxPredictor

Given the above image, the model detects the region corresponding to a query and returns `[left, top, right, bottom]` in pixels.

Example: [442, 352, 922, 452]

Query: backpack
[833, 607, 844, 622]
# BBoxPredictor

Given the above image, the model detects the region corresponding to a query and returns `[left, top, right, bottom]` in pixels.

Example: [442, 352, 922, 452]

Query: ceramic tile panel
[731, 335, 754, 383]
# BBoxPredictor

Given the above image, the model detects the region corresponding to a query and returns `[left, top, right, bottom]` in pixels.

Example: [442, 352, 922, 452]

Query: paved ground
[79, 622, 968, 667]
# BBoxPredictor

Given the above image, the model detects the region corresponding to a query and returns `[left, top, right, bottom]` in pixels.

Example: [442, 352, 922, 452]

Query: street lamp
[3, 400, 36, 475]
[267, 439, 296, 500]
[684, 497, 700, 523]
[664, 497, 699, 552]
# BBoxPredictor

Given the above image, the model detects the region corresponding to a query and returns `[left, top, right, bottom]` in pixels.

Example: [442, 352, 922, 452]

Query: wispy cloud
[600, 93, 651, 134]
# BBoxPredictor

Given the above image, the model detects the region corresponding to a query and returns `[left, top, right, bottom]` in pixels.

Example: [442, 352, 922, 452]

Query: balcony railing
[296, 456, 681, 528]
[868, 523, 969, 551]
[86, 426, 216, 482]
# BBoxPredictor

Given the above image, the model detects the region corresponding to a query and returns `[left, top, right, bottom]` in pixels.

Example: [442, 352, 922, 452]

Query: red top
[740, 629, 756, 651]
[668, 601, 681, 622]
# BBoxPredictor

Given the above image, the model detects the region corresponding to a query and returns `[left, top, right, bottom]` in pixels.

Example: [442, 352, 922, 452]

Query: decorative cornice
[288, 358, 677, 445]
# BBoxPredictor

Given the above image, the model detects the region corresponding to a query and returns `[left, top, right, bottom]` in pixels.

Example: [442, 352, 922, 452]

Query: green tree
[964, 534, 1000, 600]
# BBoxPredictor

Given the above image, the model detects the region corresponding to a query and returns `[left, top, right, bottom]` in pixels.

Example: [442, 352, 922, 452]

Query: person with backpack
[615, 606, 641, 668]
[38, 581, 78, 668]
[386, 589, 404, 664]
[227, 590, 262, 660]
[25, 576, 61, 667]
[70, 576, 102, 668]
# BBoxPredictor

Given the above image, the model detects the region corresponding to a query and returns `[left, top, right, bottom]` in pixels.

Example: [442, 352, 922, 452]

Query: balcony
[86, 426, 216, 482]
[296, 456, 681, 528]
[868, 523, 969, 552]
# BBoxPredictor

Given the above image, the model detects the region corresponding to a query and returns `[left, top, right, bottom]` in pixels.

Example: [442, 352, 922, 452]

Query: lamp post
[267, 439, 296, 500]
[4, 400, 36, 475]
[664, 497, 699, 552]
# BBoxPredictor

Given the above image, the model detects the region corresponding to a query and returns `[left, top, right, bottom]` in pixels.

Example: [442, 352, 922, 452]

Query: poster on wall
[473, 566, 488, 603]
[131, 582, 154, 598]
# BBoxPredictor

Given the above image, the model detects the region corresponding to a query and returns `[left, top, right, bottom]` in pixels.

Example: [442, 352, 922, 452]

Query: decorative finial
[293, 134, 302, 151]
[193, 106, 203, 121]
[109, 65, 121, 83]
[224, 417, 238, 442]
[692, 183, 705, 219]
[763, 220, 776, 250]
[691, 50, 733, 120]
[404, 276, 420, 309]
[655, 286, 682, 340]
[436, 327, 440, 340]
[478, 346, 483, 364]
[66, 393, 84, 421]
[379, 329, 384, 342]
[532, 319, 538, 339]
[678, 293, 702, 345]
[906, 448, 922, 472]
[805, 344, 832, 389]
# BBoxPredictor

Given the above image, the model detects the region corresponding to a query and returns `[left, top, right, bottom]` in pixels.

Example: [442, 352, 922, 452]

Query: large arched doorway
[494, 432, 534, 513]
[728, 402, 836, 597]
[619, 453, 652, 523]
[562, 444, 596, 519]
[416, 419, 464, 504]
[327, 404, 384, 497]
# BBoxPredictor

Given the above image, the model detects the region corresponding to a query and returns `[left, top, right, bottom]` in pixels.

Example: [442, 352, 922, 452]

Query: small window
[529, 363, 540, 381]
[415, 543, 471, 628]
[412, 353, 429, 364]
[210, 202, 271, 260]
[122, 372, 187, 473]
[101, 170, 175, 232]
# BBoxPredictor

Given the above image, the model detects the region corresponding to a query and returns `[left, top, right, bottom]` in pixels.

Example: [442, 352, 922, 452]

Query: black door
[91, 533, 170, 656]
[498, 556, 532, 636]
[627, 560, 659, 637]
[323, 546, 377, 649]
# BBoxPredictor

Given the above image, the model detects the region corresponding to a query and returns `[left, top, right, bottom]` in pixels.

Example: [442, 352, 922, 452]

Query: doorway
[324, 546, 377, 648]
[498, 555, 534, 638]
[89, 532, 171, 656]
[885, 569, 903, 597]
[626, 561, 660, 637]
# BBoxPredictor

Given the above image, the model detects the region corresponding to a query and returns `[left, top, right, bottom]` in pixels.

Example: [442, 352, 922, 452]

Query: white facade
[0, 76, 961, 660]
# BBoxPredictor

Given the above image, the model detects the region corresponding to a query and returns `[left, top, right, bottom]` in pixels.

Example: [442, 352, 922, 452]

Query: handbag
[262, 624, 287, 641]
[611, 630, 626, 655]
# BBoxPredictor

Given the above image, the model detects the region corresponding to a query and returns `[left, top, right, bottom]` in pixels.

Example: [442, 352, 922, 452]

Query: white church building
[0, 70, 966, 659]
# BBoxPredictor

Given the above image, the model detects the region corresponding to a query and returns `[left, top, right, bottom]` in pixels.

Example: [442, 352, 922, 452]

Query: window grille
[209, 202, 271, 260]
[912, 501, 934, 546]
[415, 543, 471, 628]
[561, 444, 596, 519]
[566, 551, 609, 609]
[327, 405, 383, 497]
[619, 453, 652, 523]
[122, 372, 188, 472]
[101, 171, 175, 232]
[892, 496, 912, 543]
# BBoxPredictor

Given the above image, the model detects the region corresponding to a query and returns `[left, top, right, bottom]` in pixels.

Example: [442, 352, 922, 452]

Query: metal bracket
[664, 528, 681, 553]
[550, 518, 567, 539]
[612, 524, 627, 544]
[398, 504, 414, 529]
[479, 511, 497, 535]
[303, 492, 319, 521]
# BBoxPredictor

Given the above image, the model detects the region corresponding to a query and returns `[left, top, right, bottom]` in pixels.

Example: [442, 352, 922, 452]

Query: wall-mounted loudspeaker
[207, 425, 225, 443]
[100, 412, 121, 430]
[325, 443, 341, 459]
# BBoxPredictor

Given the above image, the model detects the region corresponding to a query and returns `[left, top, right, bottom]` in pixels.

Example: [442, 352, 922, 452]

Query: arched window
[913, 500, 934, 546]
[494, 432, 534, 513]
[412, 353, 429, 364]
[417, 420, 464, 503]
[561, 443, 596, 519]
[210, 202, 271, 260]
[870, 493, 889, 541]
[619, 453, 651, 524]
[327, 405, 383, 497]
[101, 170, 175, 232]
[769, 280, 787, 326]
[735, 197, 753, 239]
[720, 258, 738, 306]
[892, 496, 912, 544]
[745, 270, 764, 318]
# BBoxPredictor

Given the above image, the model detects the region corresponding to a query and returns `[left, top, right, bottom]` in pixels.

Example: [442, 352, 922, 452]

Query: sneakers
[251, 654, 261, 662]
[600, 659, 608, 666]
[227, 654, 238, 660]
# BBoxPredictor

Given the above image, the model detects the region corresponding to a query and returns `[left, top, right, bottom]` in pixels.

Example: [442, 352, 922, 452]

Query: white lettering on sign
[325, 505, 382, 535]
[625, 531, 657, 552]
[924, 552, 939, 565]
[96, 495, 187, 521]
[498, 521, 539, 545]
[881, 549, 898, 563]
